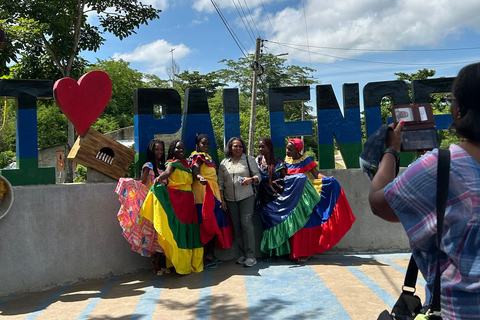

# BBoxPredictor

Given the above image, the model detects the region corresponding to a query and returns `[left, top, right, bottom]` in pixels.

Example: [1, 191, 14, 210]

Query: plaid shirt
[385, 144, 480, 319]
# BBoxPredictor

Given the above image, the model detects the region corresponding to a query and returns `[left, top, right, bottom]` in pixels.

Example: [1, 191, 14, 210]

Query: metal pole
[301, 76, 305, 150]
[248, 37, 261, 156]
[170, 48, 175, 88]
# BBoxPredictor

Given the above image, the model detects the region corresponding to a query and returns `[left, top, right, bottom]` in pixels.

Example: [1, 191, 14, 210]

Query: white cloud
[193, 0, 480, 64]
[113, 40, 192, 75]
[192, 0, 276, 13]
[256, 0, 480, 63]
[86, 0, 167, 23]
[142, 0, 169, 9]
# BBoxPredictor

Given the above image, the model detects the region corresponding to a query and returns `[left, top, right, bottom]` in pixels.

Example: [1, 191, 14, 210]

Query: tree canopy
[0, 0, 161, 78]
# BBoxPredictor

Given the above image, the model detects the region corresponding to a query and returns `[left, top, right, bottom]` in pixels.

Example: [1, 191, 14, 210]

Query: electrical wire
[232, 0, 255, 44]
[302, 0, 312, 68]
[260, 0, 285, 54]
[277, 42, 479, 66]
[210, 0, 248, 57]
[242, 0, 261, 38]
[265, 40, 480, 52]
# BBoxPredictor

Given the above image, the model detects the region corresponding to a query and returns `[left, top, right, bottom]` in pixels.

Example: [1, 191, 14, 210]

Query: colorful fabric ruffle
[283, 155, 355, 258]
[285, 154, 317, 175]
[115, 162, 164, 257]
[188, 151, 217, 168]
[260, 174, 320, 256]
[189, 152, 233, 249]
[140, 165, 203, 274]
[288, 177, 355, 259]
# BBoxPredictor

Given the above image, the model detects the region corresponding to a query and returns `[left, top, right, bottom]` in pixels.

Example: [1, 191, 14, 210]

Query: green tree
[37, 101, 68, 147]
[175, 70, 226, 99]
[0, 1, 161, 78]
[87, 58, 146, 131]
[0, 0, 161, 182]
[219, 53, 316, 106]
[0, 96, 16, 154]
[217, 53, 318, 156]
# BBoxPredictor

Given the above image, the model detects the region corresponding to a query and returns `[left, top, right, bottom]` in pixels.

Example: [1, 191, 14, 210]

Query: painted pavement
[0, 253, 425, 320]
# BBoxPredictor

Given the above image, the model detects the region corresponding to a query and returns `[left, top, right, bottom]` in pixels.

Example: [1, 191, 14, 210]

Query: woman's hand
[387, 120, 404, 152]
[198, 175, 207, 185]
[240, 177, 254, 186]
[153, 176, 163, 185]
[221, 199, 227, 211]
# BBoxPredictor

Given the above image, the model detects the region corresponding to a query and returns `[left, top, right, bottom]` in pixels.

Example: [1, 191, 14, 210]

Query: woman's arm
[241, 156, 261, 186]
[368, 122, 404, 222]
[154, 165, 175, 185]
[218, 161, 228, 211]
[140, 166, 150, 185]
[278, 168, 286, 179]
[220, 190, 227, 211]
[192, 158, 207, 185]
[309, 167, 326, 179]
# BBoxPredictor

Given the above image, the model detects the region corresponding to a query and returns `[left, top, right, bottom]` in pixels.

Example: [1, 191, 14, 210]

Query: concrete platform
[0, 253, 426, 320]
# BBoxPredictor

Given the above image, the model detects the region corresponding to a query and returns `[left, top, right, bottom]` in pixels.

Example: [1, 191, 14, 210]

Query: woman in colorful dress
[189, 134, 233, 269]
[285, 138, 356, 263]
[256, 137, 321, 259]
[115, 139, 168, 274]
[139, 140, 203, 274]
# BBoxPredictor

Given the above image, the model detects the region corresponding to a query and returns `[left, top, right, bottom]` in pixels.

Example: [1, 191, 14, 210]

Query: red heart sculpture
[53, 70, 112, 136]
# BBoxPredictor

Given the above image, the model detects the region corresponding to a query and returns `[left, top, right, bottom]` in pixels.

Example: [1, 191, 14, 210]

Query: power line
[265, 40, 480, 52]
[260, 0, 285, 54]
[232, 0, 255, 44]
[210, 0, 248, 57]
[242, 0, 261, 38]
[276, 42, 479, 66]
[302, 0, 312, 67]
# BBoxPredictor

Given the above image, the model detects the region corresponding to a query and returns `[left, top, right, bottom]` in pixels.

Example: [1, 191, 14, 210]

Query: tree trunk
[64, 121, 75, 183]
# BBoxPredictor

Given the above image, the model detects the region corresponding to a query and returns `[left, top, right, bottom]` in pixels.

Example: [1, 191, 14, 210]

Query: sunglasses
[444, 94, 457, 107]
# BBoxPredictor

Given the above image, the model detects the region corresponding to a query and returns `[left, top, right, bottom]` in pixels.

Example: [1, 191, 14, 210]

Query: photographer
[368, 62, 480, 319]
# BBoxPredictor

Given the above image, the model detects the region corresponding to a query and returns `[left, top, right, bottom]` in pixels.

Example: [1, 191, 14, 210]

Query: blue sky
[82, 0, 480, 108]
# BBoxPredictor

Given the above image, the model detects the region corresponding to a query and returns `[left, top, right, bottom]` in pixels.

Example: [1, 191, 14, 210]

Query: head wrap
[288, 138, 303, 152]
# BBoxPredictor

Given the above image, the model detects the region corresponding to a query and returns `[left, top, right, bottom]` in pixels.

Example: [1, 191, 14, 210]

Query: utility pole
[170, 47, 175, 88]
[248, 37, 261, 156]
[301, 76, 305, 149]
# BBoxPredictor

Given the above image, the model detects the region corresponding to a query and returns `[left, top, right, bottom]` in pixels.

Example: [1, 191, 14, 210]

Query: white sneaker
[236, 256, 247, 264]
[243, 258, 257, 267]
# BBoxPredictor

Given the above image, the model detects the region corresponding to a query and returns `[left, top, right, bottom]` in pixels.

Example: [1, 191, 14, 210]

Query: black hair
[196, 133, 209, 145]
[167, 139, 185, 160]
[259, 137, 276, 186]
[452, 62, 480, 143]
[145, 139, 165, 177]
[224, 137, 246, 158]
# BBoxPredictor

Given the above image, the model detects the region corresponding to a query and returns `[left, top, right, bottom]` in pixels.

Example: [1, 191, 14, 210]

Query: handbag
[377, 148, 449, 320]
[245, 155, 261, 208]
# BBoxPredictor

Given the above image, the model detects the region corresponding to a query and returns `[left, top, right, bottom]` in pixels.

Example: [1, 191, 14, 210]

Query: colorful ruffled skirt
[193, 180, 234, 249]
[140, 184, 204, 274]
[260, 175, 355, 258]
[115, 178, 164, 257]
[260, 174, 320, 256]
[288, 177, 355, 259]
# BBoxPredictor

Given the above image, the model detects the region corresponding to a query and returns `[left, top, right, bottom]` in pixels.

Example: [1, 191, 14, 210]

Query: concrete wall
[0, 169, 410, 297]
